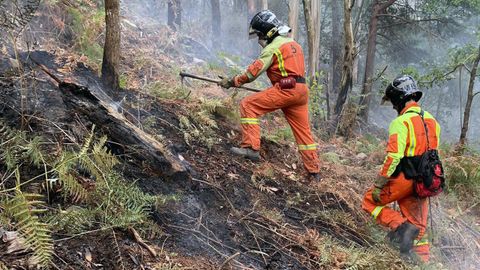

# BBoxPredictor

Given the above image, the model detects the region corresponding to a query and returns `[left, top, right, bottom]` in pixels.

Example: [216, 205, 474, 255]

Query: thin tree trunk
[459, 45, 480, 146]
[331, 0, 342, 93]
[102, 0, 120, 91]
[358, 0, 396, 122]
[303, 0, 322, 81]
[334, 0, 354, 117]
[458, 67, 463, 127]
[288, 0, 300, 40]
[168, 0, 182, 31]
[261, 0, 268, 9]
[211, 0, 221, 48]
[248, 0, 257, 14]
[247, 0, 259, 57]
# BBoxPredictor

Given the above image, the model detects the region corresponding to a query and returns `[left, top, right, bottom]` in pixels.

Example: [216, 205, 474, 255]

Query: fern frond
[2, 147, 20, 170]
[55, 153, 89, 201]
[47, 206, 96, 234]
[111, 229, 126, 270]
[3, 189, 53, 267]
[23, 136, 45, 167]
[96, 174, 155, 228]
[91, 136, 119, 173]
[79, 126, 95, 157]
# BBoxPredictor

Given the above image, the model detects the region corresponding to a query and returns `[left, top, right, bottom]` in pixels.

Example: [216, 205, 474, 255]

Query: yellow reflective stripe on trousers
[274, 49, 288, 77]
[240, 118, 260, 125]
[298, 144, 318, 151]
[414, 235, 429, 246]
[371, 206, 385, 220]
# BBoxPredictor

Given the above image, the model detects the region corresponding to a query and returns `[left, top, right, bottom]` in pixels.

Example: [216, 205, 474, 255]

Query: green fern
[96, 174, 155, 228]
[2, 186, 53, 267]
[47, 206, 96, 234]
[54, 151, 89, 201]
[0, 120, 46, 170]
[23, 136, 46, 167]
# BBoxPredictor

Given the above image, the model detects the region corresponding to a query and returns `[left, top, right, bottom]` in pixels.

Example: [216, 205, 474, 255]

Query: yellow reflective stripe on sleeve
[407, 118, 416, 156]
[274, 49, 288, 77]
[240, 118, 260, 125]
[298, 144, 318, 151]
[371, 206, 385, 220]
[436, 122, 441, 146]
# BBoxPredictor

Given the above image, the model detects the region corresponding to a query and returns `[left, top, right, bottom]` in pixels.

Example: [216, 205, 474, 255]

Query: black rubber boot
[390, 222, 420, 254]
[230, 147, 260, 162]
[309, 173, 322, 182]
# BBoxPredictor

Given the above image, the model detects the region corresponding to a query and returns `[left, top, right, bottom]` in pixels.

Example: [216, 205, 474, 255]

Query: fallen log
[33, 59, 188, 179]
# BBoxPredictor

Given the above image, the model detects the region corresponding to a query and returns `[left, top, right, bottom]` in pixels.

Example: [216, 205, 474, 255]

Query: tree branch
[419, 64, 463, 86]
[378, 14, 448, 24]
[473, 92, 480, 99]
[379, 0, 397, 11]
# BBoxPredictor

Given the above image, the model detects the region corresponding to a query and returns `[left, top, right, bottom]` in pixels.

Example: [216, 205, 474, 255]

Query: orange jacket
[380, 102, 441, 178]
[233, 36, 305, 86]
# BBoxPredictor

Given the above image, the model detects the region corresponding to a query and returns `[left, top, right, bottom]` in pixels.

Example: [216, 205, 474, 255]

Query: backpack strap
[405, 109, 431, 150]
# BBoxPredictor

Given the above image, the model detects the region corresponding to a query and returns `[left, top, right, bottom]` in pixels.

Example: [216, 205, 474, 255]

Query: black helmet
[249, 10, 282, 40]
[382, 75, 422, 110]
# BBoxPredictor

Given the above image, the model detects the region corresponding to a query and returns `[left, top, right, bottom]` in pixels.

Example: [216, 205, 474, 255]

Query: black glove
[219, 77, 234, 89]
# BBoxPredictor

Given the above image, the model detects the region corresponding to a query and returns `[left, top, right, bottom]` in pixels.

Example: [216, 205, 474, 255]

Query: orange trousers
[239, 83, 320, 173]
[362, 173, 430, 262]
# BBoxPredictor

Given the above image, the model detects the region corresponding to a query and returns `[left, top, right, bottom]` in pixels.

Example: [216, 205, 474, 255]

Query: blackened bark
[331, 0, 343, 94]
[334, 0, 354, 118]
[168, 0, 182, 31]
[102, 0, 120, 91]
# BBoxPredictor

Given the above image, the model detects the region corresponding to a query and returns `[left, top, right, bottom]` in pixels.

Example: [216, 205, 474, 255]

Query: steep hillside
[1, 48, 478, 270]
[0, 2, 479, 270]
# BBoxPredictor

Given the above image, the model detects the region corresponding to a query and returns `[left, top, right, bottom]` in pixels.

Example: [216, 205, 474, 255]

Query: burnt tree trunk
[358, 0, 396, 122]
[211, 0, 221, 48]
[102, 0, 120, 91]
[58, 80, 188, 178]
[334, 0, 355, 124]
[168, 0, 182, 31]
[331, 0, 343, 94]
[459, 44, 480, 146]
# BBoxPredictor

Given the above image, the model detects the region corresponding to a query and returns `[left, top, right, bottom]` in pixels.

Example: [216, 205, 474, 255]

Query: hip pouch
[279, 77, 296, 90]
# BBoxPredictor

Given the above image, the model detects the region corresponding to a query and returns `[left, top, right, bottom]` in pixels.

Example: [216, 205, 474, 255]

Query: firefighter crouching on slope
[218, 10, 321, 181]
[362, 75, 440, 262]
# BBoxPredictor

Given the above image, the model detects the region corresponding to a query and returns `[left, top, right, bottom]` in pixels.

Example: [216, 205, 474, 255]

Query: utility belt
[279, 76, 306, 89]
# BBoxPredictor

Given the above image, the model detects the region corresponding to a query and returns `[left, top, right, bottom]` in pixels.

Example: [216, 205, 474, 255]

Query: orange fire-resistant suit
[231, 36, 320, 173]
[362, 102, 441, 262]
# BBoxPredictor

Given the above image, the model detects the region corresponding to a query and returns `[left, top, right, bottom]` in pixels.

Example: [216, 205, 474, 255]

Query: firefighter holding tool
[218, 10, 321, 181]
